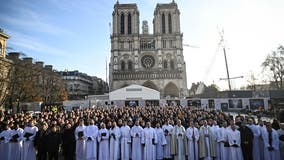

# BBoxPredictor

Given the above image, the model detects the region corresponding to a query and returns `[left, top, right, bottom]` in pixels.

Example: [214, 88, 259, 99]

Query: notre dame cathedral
[109, 1, 188, 98]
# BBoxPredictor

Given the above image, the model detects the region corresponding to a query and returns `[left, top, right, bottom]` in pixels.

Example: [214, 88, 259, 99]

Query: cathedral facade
[109, 1, 188, 98]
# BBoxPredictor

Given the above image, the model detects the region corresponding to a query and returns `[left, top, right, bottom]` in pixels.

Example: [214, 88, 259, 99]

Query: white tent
[109, 84, 160, 101]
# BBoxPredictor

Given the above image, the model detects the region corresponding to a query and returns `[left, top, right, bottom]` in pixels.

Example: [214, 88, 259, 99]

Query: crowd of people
[0, 106, 283, 160]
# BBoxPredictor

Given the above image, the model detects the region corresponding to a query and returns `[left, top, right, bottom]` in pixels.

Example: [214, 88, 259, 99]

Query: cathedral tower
[109, 1, 188, 98]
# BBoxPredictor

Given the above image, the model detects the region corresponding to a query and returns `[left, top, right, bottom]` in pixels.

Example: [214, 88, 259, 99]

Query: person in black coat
[238, 119, 254, 160]
[34, 122, 50, 160]
[62, 123, 76, 160]
[47, 125, 61, 160]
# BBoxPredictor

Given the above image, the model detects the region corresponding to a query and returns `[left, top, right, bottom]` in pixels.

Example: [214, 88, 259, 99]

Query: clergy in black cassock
[34, 123, 50, 160]
[238, 120, 253, 160]
[46, 125, 61, 160]
[62, 123, 76, 160]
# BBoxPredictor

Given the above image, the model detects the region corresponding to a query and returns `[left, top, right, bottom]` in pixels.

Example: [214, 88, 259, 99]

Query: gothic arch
[127, 13, 132, 34]
[163, 60, 168, 69]
[127, 60, 133, 70]
[121, 83, 129, 88]
[120, 13, 125, 34]
[120, 61, 125, 71]
[164, 82, 179, 98]
[170, 60, 175, 70]
[168, 13, 172, 33]
[143, 80, 159, 91]
[161, 13, 166, 34]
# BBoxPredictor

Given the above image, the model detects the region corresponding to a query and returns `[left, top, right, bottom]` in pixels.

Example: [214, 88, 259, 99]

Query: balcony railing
[112, 70, 183, 80]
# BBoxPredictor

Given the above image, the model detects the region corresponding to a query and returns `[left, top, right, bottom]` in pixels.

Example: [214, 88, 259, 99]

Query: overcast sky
[1, 0, 284, 90]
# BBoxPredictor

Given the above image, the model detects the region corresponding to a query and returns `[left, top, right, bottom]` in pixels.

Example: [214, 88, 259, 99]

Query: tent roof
[109, 84, 160, 100]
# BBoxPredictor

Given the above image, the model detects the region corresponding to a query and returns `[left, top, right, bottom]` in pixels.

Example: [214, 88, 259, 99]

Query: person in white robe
[84, 119, 98, 160]
[186, 120, 199, 160]
[142, 121, 157, 160]
[0, 123, 12, 160]
[155, 122, 167, 160]
[258, 119, 266, 160]
[8, 122, 24, 160]
[217, 121, 229, 160]
[130, 120, 143, 160]
[227, 123, 243, 160]
[247, 118, 261, 160]
[162, 119, 173, 160]
[98, 122, 109, 160]
[109, 121, 121, 160]
[22, 120, 38, 160]
[199, 120, 216, 160]
[277, 123, 284, 160]
[211, 120, 220, 160]
[120, 121, 131, 160]
[75, 119, 86, 160]
[171, 119, 187, 160]
[262, 122, 280, 160]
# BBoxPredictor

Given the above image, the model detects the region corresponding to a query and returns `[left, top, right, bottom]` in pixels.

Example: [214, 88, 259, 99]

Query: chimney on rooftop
[35, 61, 44, 68]
[44, 65, 53, 71]
[7, 52, 20, 61]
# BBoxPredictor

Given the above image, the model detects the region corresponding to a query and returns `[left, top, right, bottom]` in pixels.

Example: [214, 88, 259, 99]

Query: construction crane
[220, 76, 244, 81]
[218, 29, 243, 91]
[183, 44, 200, 48]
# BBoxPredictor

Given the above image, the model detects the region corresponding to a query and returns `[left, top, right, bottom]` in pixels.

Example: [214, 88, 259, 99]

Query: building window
[128, 61, 133, 70]
[169, 40, 173, 48]
[170, 60, 175, 70]
[120, 13, 125, 34]
[162, 13, 166, 34]
[162, 40, 167, 48]
[121, 61, 125, 71]
[140, 39, 155, 50]
[168, 13, 172, 33]
[163, 60, 168, 69]
[128, 13, 132, 34]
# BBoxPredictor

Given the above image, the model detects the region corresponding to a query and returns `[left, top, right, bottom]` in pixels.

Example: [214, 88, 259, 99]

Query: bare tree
[4, 53, 68, 111]
[262, 45, 284, 89]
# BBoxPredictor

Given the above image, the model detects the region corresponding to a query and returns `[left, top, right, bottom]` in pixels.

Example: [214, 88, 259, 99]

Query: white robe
[130, 125, 143, 160]
[162, 124, 173, 159]
[22, 126, 37, 160]
[217, 127, 229, 160]
[155, 127, 167, 160]
[84, 125, 98, 160]
[8, 128, 24, 160]
[262, 129, 280, 160]
[109, 126, 121, 160]
[277, 128, 284, 160]
[211, 125, 220, 160]
[172, 125, 186, 160]
[199, 126, 214, 160]
[247, 124, 261, 160]
[0, 129, 12, 160]
[75, 125, 86, 160]
[98, 128, 109, 160]
[186, 127, 199, 160]
[258, 125, 266, 160]
[142, 127, 157, 160]
[120, 125, 131, 160]
[227, 129, 243, 160]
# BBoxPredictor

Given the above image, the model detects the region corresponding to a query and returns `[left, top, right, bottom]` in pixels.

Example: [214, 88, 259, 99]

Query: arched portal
[121, 83, 129, 88]
[164, 82, 179, 98]
[143, 80, 159, 91]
